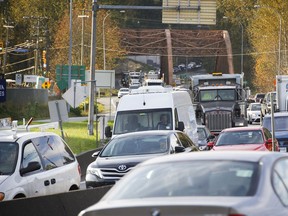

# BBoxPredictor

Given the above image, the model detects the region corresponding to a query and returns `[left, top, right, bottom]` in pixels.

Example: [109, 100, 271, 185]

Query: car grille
[206, 111, 232, 132]
[100, 167, 133, 180]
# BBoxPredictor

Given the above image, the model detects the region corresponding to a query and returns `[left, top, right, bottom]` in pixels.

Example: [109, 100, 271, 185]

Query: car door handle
[44, 180, 50, 186]
[51, 178, 56, 184]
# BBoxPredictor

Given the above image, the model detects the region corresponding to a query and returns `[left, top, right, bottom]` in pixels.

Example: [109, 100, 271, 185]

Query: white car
[247, 102, 261, 124]
[117, 88, 129, 98]
[0, 131, 81, 201]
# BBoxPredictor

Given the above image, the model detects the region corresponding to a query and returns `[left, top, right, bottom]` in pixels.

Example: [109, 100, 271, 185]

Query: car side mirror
[92, 151, 100, 158]
[20, 161, 41, 176]
[206, 141, 215, 150]
[176, 121, 185, 131]
[105, 126, 112, 138]
[175, 146, 186, 153]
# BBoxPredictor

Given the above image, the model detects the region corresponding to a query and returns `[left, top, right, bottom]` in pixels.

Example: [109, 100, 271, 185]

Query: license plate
[280, 147, 287, 152]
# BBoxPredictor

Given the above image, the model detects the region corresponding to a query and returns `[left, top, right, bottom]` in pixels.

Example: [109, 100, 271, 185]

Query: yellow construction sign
[42, 81, 51, 89]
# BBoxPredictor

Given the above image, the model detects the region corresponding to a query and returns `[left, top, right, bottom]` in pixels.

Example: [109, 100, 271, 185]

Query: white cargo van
[105, 86, 198, 144]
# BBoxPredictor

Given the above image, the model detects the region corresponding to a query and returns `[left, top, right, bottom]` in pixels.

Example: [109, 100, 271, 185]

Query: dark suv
[262, 112, 288, 152]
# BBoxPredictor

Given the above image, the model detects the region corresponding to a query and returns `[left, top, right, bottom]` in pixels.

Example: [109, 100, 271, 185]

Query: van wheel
[13, 194, 25, 199]
[69, 185, 79, 191]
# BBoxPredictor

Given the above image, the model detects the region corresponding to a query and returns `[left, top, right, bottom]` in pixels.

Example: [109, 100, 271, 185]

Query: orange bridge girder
[120, 29, 234, 85]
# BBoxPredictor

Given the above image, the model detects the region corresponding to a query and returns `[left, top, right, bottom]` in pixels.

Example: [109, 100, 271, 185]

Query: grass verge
[31, 120, 108, 155]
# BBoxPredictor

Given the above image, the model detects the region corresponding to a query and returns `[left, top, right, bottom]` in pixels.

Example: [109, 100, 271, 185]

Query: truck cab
[191, 72, 248, 134]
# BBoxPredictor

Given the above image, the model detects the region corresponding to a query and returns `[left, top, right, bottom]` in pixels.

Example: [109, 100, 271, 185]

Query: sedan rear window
[263, 116, 288, 131]
[106, 160, 259, 200]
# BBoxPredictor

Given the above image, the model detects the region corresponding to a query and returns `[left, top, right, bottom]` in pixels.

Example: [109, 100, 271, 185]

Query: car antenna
[25, 117, 34, 131]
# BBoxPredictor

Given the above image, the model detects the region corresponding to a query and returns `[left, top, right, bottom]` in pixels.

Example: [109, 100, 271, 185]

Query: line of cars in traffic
[80, 151, 288, 216]
[246, 91, 288, 153]
[79, 86, 288, 215]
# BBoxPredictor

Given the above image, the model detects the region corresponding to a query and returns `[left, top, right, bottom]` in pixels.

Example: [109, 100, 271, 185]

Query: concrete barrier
[76, 147, 103, 181]
[0, 186, 112, 216]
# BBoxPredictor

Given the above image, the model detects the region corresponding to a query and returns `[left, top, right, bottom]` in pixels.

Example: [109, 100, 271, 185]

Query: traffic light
[42, 50, 46, 69]
[0, 41, 3, 51]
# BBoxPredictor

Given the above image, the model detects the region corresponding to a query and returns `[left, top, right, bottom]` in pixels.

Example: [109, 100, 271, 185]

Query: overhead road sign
[162, 0, 216, 25]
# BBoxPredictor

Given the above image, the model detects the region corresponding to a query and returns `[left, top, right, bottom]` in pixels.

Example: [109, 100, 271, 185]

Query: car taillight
[265, 142, 273, 151]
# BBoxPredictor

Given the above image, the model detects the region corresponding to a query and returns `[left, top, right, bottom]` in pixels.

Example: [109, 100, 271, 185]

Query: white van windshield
[113, 108, 173, 135]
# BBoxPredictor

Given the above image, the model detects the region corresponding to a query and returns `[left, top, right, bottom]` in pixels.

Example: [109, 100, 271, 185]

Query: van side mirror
[20, 161, 41, 176]
[175, 146, 185, 153]
[176, 121, 185, 131]
[105, 126, 112, 138]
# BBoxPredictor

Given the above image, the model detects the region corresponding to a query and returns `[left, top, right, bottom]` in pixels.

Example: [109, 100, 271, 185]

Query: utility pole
[78, 12, 89, 66]
[3, 22, 14, 75]
[23, 16, 48, 75]
[68, 0, 73, 89]
[87, 0, 98, 135]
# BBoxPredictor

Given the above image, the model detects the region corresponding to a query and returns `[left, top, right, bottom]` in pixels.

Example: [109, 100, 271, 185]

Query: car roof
[113, 130, 177, 139]
[140, 151, 282, 166]
[197, 125, 207, 128]
[221, 126, 263, 132]
[0, 131, 58, 142]
[264, 112, 288, 118]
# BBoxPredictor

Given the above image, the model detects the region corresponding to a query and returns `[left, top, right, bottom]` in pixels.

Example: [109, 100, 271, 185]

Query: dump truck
[190, 72, 248, 134]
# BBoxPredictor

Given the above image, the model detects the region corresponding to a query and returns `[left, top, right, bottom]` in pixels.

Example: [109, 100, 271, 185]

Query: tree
[49, 2, 125, 81]
[248, 0, 288, 91]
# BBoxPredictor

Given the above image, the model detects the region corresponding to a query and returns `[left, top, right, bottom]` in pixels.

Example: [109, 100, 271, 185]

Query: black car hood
[200, 101, 235, 112]
[90, 153, 166, 170]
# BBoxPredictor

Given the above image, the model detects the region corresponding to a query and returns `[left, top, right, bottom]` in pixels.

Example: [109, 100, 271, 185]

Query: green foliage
[43, 121, 105, 154]
[0, 103, 50, 120]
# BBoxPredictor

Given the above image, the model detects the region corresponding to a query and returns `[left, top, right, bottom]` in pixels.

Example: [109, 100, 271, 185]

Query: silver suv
[0, 131, 81, 201]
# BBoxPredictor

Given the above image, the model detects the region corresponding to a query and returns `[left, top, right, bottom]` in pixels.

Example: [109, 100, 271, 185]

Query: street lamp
[223, 16, 244, 73]
[254, 4, 282, 75]
[102, 12, 110, 70]
[3, 24, 14, 75]
[78, 14, 89, 66]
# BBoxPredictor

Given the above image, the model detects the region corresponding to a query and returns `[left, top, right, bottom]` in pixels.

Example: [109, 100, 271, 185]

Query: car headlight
[87, 167, 103, 178]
